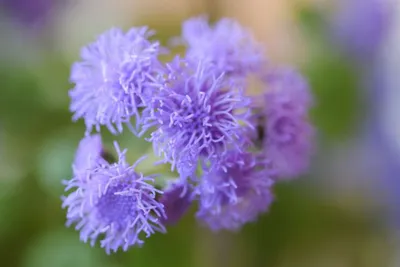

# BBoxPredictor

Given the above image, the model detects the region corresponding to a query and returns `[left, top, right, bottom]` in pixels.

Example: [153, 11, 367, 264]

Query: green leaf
[306, 54, 361, 140]
[36, 127, 82, 198]
[22, 229, 107, 267]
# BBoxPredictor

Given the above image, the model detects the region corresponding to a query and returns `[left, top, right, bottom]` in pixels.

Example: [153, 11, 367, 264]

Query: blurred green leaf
[122, 208, 196, 267]
[0, 179, 24, 237]
[296, 4, 328, 41]
[134, 145, 170, 174]
[0, 67, 45, 132]
[297, 4, 364, 141]
[36, 127, 80, 198]
[242, 182, 387, 267]
[306, 54, 361, 140]
[22, 229, 107, 267]
[32, 56, 70, 110]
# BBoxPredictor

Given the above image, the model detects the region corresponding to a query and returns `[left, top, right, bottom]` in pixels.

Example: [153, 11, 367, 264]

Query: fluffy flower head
[262, 68, 314, 179]
[73, 134, 103, 173]
[0, 0, 59, 28]
[159, 181, 193, 225]
[143, 58, 253, 178]
[196, 150, 274, 231]
[181, 16, 266, 76]
[331, 0, 391, 59]
[62, 140, 165, 253]
[69, 27, 164, 134]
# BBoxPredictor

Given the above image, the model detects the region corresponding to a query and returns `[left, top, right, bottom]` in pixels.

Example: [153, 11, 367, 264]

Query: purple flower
[0, 0, 58, 28]
[196, 150, 274, 231]
[331, 0, 391, 60]
[69, 27, 164, 135]
[263, 68, 312, 112]
[159, 181, 193, 225]
[72, 134, 103, 173]
[262, 68, 314, 179]
[180, 16, 266, 76]
[142, 58, 253, 179]
[62, 141, 166, 254]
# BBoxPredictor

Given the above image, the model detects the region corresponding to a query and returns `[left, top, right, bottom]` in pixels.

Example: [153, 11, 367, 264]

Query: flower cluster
[63, 16, 315, 253]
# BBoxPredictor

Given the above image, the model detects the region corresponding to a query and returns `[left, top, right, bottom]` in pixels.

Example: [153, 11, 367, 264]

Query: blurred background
[0, 0, 399, 266]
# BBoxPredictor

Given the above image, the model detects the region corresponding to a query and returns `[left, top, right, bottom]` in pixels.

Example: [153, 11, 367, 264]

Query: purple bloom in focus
[332, 0, 391, 60]
[196, 150, 274, 231]
[69, 27, 164, 135]
[180, 16, 266, 76]
[262, 68, 314, 179]
[159, 181, 193, 225]
[62, 140, 166, 254]
[142, 58, 253, 179]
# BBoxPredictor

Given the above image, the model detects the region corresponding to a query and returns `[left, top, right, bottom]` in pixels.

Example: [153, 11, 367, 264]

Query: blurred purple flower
[367, 50, 400, 227]
[72, 134, 103, 174]
[69, 27, 164, 135]
[142, 58, 253, 179]
[196, 150, 274, 231]
[331, 0, 391, 60]
[262, 68, 314, 179]
[180, 16, 266, 76]
[159, 181, 193, 225]
[0, 0, 56, 27]
[62, 140, 166, 254]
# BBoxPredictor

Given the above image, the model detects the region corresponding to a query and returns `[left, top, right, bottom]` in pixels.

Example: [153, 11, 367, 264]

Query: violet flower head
[62, 141, 166, 254]
[262, 68, 314, 179]
[180, 16, 266, 76]
[196, 150, 274, 231]
[72, 134, 103, 173]
[0, 0, 58, 28]
[69, 27, 164, 135]
[331, 0, 391, 60]
[142, 58, 253, 179]
[159, 181, 193, 225]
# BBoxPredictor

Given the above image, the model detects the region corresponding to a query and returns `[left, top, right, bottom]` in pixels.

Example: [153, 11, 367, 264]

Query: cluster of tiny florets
[180, 16, 266, 76]
[63, 137, 165, 253]
[261, 68, 314, 179]
[142, 59, 252, 179]
[69, 27, 164, 134]
[63, 15, 315, 254]
[196, 151, 275, 231]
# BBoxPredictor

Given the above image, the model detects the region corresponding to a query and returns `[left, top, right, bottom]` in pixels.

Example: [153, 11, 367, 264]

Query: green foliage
[297, 4, 363, 140]
[22, 229, 107, 267]
[307, 54, 361, 140]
